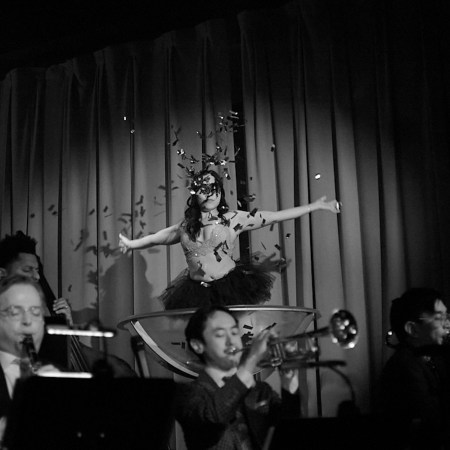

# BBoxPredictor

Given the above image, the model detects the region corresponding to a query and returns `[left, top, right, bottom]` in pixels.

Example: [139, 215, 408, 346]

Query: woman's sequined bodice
[180, 222, 235, 261]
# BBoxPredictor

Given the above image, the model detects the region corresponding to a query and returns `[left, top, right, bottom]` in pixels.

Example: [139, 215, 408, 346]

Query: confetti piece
[271, 144, 276, 152]
[275, 244, 281, 251]
[233, 223, 243, 232]
[315, 173, 321, 179]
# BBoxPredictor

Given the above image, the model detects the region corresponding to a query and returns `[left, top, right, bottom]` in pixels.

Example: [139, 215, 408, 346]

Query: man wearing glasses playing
[0, 275, 60, 442]
[379, 288, 450, 450]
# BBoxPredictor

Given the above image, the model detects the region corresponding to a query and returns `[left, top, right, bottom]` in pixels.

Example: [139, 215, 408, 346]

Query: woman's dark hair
[390, 287, 444, 343]
[183, 169, 229, 241]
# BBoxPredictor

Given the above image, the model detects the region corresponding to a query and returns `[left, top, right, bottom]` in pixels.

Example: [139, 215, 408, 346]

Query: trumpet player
[175, 304, 301, 450]
[0, 275, 61, 443]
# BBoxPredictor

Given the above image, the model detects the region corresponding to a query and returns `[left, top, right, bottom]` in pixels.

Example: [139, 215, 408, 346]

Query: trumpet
[228, 309, 358, 368]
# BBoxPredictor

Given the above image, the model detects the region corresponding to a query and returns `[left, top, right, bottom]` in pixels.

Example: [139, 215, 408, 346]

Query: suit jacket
[0, 367, 12, 420]
[379, 345, 450, 449]
[175, 371, 300, 450]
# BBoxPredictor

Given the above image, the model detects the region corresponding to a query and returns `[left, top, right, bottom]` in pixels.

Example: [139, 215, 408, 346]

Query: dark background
[0, 0, 290, 80]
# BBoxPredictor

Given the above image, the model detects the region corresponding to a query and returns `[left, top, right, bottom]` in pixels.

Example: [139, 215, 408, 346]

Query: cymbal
[118, 305, 320, 378]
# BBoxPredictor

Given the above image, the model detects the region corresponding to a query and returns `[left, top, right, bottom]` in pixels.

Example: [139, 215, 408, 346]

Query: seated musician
[175, 305, 301, 450]
[0, 275, 62, 443]
[0, 231, 136, 377]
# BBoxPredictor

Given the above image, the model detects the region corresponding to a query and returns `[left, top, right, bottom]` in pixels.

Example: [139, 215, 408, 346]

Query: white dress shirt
[0, 351, 21, 398]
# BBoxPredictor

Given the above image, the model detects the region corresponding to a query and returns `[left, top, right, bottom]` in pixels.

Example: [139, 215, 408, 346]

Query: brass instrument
[231, 309, 359, 368]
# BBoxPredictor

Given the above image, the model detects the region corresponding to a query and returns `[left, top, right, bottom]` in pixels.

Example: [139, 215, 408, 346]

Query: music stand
[3, 377, 175, 450]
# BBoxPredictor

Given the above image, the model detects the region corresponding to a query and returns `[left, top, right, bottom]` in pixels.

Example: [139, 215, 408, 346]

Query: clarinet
[20, 335, 41, 377]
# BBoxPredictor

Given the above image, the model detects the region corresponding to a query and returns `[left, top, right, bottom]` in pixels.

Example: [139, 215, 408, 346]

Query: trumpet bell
[258, 309, 359, 368]
[329, 309, 358, 349]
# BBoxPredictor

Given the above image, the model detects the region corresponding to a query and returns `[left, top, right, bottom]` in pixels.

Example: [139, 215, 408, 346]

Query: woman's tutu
[161, 263, 275, 310]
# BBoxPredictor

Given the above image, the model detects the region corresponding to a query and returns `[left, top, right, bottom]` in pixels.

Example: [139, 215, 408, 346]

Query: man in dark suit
[379, 288, 450, 449]
[175, 305, 301, 450]
[0, 275, 61, 442]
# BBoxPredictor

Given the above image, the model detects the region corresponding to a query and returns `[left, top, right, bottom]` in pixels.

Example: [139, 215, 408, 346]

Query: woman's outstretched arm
[119, 222, 182, 253]
[233, 196, 341, 233]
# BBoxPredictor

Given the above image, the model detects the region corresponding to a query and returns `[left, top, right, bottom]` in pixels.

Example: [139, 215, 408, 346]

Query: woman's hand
[313, 196, 342, 214]
[118, 233, 132, 254]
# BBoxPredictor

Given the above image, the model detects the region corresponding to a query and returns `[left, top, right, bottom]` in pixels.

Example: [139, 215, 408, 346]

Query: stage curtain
[1, 0, 449, 421]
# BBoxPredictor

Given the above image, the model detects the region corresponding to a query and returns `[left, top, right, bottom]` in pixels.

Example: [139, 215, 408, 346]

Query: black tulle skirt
[161, 263, 275, 310]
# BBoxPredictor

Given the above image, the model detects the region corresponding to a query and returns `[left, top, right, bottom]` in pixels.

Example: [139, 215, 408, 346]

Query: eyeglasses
[418, 313, 450, 326]
[0, 305, 44, 320]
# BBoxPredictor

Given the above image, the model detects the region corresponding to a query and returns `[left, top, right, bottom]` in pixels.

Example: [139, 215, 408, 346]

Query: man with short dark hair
[0, 231, 72, 323]
[176, 304, 301, 450]
[379, 287, 450, 449]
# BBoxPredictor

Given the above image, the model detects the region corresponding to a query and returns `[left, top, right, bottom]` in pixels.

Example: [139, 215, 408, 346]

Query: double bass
[37, 265, 137, 377]
[37, 267, 91, 372]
